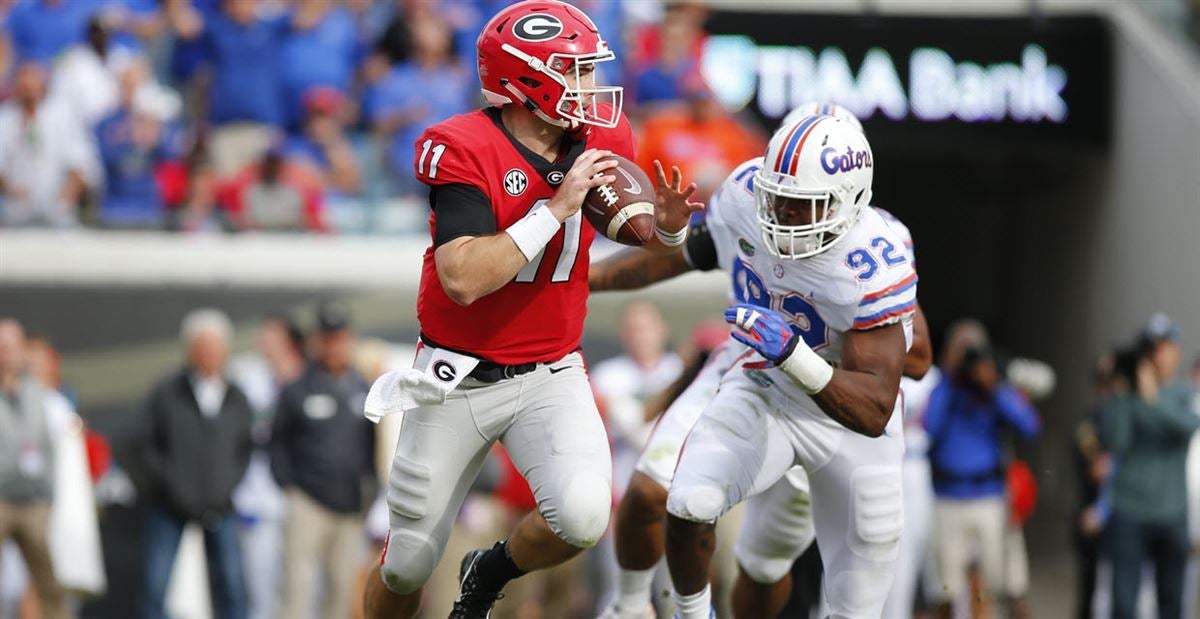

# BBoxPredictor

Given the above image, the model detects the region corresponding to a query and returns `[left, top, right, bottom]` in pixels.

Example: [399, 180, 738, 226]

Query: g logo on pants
[432, 361, 456, 382]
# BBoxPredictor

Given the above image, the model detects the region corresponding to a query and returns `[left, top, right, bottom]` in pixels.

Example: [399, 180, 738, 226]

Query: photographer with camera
[925, 319, 1041, 618]
[1099, 313, 1199, 619]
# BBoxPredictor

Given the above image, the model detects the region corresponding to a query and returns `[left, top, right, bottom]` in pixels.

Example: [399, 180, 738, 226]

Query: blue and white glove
[724, 304, 797, 365]
[724, 303, 834, 394]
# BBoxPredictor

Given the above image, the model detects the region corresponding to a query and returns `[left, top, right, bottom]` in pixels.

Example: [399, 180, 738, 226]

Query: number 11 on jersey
[418, 139, 447, 179]
[514, 199, 583, 284]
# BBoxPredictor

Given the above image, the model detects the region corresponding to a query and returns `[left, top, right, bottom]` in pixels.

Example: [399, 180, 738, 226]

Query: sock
[673, 585, 712, 619]
[614, 567, 656, 613]
[473, 540, 526, 593]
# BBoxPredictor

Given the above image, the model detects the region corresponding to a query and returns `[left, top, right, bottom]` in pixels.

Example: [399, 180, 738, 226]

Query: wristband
[655, 224, 688, 247]
[506, 205, 561, 261]
[778, 344, 834, 394]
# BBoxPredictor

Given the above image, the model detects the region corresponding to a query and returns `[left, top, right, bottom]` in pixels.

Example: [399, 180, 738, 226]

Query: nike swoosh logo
[615, 166, 643, 195]
[548, 366, 572, 374]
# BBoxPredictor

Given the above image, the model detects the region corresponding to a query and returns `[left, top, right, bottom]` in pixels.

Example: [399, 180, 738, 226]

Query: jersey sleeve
[872, 207, 916, 265]
[853, 265, 918, 331]
[413, 123, 488, 190]
[682, 218, 718, 271]
[704, 158, 762, 274]
[703, 185, 739, 273]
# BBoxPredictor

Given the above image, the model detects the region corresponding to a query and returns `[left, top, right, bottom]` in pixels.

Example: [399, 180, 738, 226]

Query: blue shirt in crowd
[168, 0, 219, 82]
[364, 61, 470, 189]
[634, 60, 697, 106]
[105, 0, 159, 52]
[6, 0, 101, 62]
[924, 380, 1041, 499]
[279, 7, 361, 129]
[95, 109, 178, 226]
[281, 135, 328, 171]
[201, 10, 290, 127]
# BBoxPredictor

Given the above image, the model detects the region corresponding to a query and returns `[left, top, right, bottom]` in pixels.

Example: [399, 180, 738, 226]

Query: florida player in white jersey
[660, 114, 916, 619]
[727, 201, 932, 619]
[591, 104, 929, 619]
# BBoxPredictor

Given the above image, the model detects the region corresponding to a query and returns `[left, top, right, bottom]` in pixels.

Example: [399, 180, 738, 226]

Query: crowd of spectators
[0, 0, 762, 234]
[1, 308, 1199, 617]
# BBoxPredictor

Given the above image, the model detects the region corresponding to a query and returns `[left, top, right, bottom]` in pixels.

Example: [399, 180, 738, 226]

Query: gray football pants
[378, 351, 613, 595]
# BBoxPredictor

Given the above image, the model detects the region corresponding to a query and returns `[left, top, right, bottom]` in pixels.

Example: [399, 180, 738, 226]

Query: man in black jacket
[272, 303, 374, 619]
[140, 309, 253, 619]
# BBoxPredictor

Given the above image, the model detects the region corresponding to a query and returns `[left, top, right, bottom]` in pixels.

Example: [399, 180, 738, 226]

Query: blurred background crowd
[0, 0, 763, 233]
[2, 302, 1200, 618]
[3, 0, 1200, 618]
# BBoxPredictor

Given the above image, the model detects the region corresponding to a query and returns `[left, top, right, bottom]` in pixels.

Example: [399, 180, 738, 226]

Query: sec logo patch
[504, 169, 528, 196]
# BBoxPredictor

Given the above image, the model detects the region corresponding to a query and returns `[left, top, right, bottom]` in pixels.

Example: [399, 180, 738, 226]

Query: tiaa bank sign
[703, 39, 1066, 123]
[700, 13, 1110, 143]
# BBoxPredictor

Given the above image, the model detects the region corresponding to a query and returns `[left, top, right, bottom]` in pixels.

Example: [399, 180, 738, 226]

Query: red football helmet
[477, 0, 623, 130]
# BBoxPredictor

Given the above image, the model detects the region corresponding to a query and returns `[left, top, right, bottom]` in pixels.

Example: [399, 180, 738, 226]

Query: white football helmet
[781, 102, 862, 133]
[754, 114, 874, 259]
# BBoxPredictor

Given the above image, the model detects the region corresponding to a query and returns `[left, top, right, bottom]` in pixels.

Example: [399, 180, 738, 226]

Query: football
[582, 155, 656, 246]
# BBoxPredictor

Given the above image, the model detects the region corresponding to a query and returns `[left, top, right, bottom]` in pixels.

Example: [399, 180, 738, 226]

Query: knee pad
[735, 487, 815, 584]
[387, 451, 432, 519]
[849, 466, 903, 561]
[666, 482, 727, 523]
[735, 548, 795, 585]
[379, 529, 439, 594]
[548, 471, 611, 548]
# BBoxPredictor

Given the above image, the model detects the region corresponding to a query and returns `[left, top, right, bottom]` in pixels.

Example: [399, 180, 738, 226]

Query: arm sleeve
[430, 183, 497, 247]
[682, 219, 718, 271]
[994, 384, 1041, 438]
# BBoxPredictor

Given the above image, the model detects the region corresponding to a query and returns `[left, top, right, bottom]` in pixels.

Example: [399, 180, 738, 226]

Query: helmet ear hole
[518, 76, 542, 89]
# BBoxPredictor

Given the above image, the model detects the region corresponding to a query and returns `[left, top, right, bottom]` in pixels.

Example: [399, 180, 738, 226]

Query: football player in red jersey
[361, 2, 702, 618]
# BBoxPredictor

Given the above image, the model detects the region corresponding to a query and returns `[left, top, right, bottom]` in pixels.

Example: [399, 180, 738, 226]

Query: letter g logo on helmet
[512, 14, 564, 42]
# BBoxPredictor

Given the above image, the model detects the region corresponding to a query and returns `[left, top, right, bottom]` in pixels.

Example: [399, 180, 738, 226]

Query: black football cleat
[449, 548, 504, 618]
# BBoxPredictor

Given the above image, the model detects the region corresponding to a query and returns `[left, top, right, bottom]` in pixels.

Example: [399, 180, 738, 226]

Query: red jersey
[415, 105, 637, 364]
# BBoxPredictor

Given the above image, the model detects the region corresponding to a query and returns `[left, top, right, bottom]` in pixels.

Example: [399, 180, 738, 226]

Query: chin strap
[500, 78, 571, 129]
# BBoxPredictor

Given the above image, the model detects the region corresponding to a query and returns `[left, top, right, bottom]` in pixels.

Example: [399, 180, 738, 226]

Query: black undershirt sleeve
[683, 220, 719, 271]
[430, 183, 497, 248]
